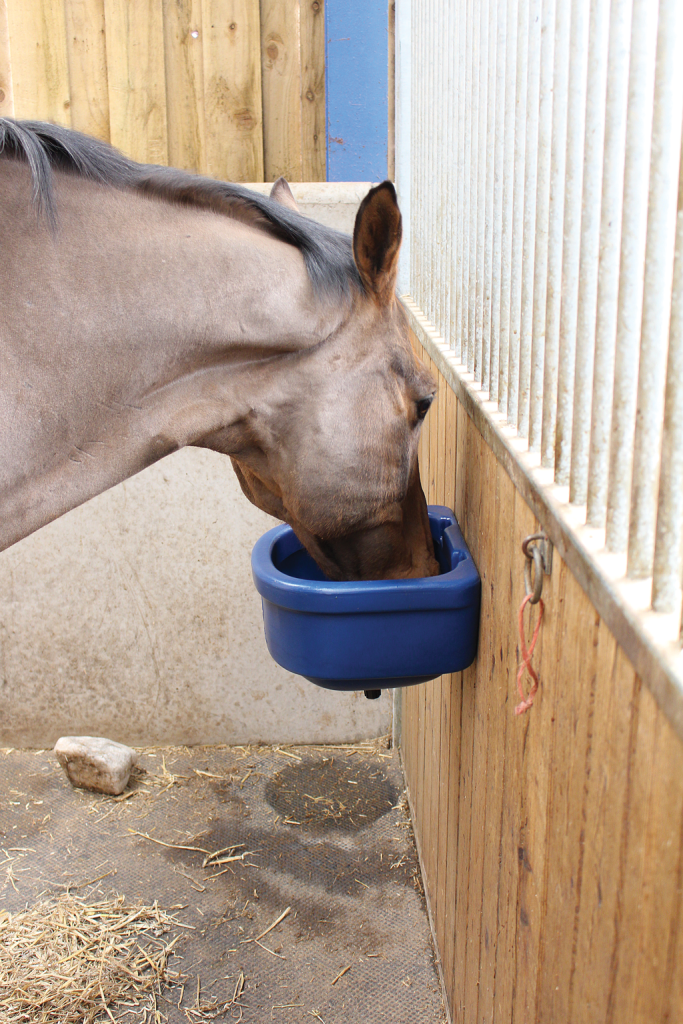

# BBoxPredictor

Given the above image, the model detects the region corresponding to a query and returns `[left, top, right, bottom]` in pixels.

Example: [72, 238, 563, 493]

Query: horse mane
[0, 118, 363, 302]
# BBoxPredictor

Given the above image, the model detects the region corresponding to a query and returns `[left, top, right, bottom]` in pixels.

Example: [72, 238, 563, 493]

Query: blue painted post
[325, 0, 389, 182]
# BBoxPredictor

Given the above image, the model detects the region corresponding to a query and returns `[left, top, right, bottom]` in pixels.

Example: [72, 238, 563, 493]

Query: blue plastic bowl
[251, 506, 481, 692]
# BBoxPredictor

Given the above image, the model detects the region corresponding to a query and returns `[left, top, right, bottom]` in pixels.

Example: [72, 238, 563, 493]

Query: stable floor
[1, 742, 446, 1023]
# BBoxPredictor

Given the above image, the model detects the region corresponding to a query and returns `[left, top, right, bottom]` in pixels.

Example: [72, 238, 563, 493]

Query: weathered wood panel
[0, 0, 15, 117]
[3, 0, 326, 181]
[162, 0, 205, 173]
[299, 0, 325, 182]
[104, 0, 168, 165]
[64, 0, 109, 139]
[405, 331, 683, 1024]
[6, 0, 70, 125]
[260, 0, 302, 181]
[201, 0, 263, 181]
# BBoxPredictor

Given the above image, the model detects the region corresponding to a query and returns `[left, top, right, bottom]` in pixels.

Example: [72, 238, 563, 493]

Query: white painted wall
[0, 183, 394, 748]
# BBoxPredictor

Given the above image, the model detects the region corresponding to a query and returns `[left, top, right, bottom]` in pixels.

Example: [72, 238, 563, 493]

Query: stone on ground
[54, 736, 138, 795]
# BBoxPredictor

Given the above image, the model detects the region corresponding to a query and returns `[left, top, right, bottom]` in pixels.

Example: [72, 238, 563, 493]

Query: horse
[0, 119, 438, 582]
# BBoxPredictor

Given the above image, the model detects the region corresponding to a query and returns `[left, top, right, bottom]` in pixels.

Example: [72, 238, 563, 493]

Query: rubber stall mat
[0, 743, 447, 1023]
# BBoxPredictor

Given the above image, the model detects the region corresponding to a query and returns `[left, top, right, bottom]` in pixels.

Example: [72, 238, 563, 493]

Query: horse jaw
[231, 454, 439, 581]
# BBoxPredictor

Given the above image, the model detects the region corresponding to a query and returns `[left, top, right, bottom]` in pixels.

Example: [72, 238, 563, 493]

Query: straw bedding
[0, 893, 184, 1023]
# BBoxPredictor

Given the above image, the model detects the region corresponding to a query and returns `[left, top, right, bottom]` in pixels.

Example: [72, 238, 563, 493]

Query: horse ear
[353, 181, 402, 306]
[269, 177, 300, 213]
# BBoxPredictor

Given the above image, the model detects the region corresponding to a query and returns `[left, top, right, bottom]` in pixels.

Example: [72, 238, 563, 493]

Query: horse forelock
[0, 117, 363, 303]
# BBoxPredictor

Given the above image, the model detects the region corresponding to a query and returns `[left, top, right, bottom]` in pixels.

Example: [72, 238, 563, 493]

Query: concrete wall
[0, 183, 394, 748]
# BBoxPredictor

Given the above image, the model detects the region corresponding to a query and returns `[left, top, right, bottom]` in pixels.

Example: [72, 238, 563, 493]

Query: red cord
[515, 593, 544, 715]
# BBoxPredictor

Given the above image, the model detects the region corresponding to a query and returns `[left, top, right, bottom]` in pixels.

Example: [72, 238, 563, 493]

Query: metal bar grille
[396, 0, 683, 625]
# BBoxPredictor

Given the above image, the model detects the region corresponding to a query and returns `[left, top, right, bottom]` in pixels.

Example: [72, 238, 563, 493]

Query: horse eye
[415, 396, 434, 421]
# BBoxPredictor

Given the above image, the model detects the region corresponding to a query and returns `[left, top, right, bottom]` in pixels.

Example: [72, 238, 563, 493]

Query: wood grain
[65, 0, 109, 139]
[260, 0, 302, 181]
[402, 328, 683, 1023]
[299, 0, 325, 180]
[104, 0, 167, 163]
[6, 0, 70, 124]
[201, 0, 263, 181]
[162, 0, 205, 172]
[0, 0, 15, 116]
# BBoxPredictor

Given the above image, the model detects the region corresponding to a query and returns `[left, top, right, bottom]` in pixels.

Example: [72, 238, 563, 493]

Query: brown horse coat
[0, 120, 438, 580]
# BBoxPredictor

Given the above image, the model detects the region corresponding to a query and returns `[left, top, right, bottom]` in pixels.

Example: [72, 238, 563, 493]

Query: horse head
[226, 181, 440, 582]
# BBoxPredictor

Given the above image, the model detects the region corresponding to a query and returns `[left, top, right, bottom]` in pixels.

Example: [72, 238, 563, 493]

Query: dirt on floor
[0, 740, 447, 1023]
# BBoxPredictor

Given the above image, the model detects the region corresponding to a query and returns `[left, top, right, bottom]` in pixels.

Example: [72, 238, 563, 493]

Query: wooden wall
[405, 333, 683, 1024]
[0, 0, 325, 181]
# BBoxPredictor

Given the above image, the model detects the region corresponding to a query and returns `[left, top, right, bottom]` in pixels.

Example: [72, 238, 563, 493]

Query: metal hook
[522, 533, 553, 605]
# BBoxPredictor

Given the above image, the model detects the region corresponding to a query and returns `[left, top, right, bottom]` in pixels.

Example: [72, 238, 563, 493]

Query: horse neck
[0, 171, 345, 550]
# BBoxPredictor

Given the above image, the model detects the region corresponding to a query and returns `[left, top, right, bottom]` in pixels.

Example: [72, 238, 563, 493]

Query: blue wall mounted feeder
[251, 507, 481, 698]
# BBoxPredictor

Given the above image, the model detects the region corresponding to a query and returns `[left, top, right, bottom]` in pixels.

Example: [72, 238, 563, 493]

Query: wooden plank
[6, 0, 70, 124]
[162, 0, 206, 172]
[422, 676, 439, 914]
[664, 806, 683, 1021]
[64, 0, 110, 139]
[434, 671, 453, 959]
[0, 0, 14, 117]
[401, 354, 683, 1024]
[260, 0, 302, 181]
[428, 365, 438, 503]
[476, 451, 514, 1020]
[201, 0, 263, 182]
[444, 384, 457, 511]
[570, 634, 636, 1022]
[401, 680, 413, 788]
[607, 675, 657, 1022]
[441, 670, 463, 1017]
[531, 565, 600, 1021]
[104, 0, 167, 164]
[299, 0, 325, 180]
[437, 391, 459, 1006]
[630, 699, 683, 1023]
[492, 488, 534, 1022]
[435, 372, 447, 506]
[450, 407, 477, 1019]
[462, 426, 493, 1023]
[415, 356, 435, 881]
[512, 525, 570, 1020]
[507, 489, 548, 1024]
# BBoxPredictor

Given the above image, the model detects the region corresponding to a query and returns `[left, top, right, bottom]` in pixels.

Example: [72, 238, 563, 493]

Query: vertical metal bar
[409, 0, 418, 303]
[627, 0, 683, 579]
[440, 0, 450, 348]
[428, 0, 438, 328]
[652, 151, 683, 612]
[507, 0, 529, 426]
[461, 0, 475, 367]
[447, 1, 461, 350]
[417, 0, 426, 313]
[605, 0, 659, 552]
[468, 0, 482, 374]
[490, 0, 509, 403]
[540, 0, 571, 468]
[475, 0, 490, 383]
[554, 0, 591, 486]
[498, 0, 519, 410]
[569, 0, 612, 504]
[483, 0, 499, 392]
[586, 0, 634, 527]
[518, 0, 543, 439]
[529, 0, 556, 451]
[395, 0, 412, 297]
[454, 0, 468, 361]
